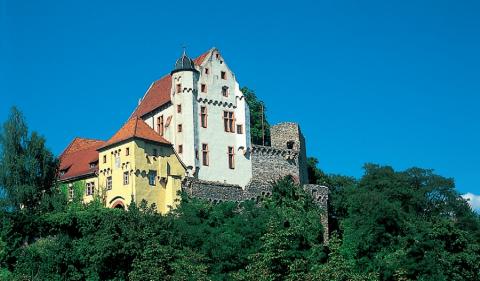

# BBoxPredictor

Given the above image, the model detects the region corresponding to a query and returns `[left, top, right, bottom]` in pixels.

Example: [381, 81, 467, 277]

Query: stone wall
[251, 122, 308, 185]
[183, 178, 329, 242]
[182, 122, 329, 241]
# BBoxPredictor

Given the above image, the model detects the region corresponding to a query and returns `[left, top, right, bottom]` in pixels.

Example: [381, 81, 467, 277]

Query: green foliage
[1, 108, 480, 280]
[241, 87, 271, 145]
[338, 164, 480, 280]
[0, 107, 59, 213]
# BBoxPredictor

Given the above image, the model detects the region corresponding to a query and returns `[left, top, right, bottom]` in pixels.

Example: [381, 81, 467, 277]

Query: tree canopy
[1, 108, 479, 281]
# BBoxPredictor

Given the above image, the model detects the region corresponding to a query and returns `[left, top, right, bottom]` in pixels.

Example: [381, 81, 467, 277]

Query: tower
[170, 49, 200, 176]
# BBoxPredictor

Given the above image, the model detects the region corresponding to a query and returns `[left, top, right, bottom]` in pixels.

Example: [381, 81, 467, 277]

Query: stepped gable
[99, 116, 170, 150]
[59, 138, 105, 181]
[130, 49, 212, 118]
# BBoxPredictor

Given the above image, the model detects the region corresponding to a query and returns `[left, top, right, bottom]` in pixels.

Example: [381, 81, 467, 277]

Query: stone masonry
[182, 122, 330, 242]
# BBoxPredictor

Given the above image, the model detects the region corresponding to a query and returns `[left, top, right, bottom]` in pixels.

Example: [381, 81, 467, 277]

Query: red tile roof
[99, 116, 170, 150]
[130, 49, 212, 118]
[59, 138, 105, 181]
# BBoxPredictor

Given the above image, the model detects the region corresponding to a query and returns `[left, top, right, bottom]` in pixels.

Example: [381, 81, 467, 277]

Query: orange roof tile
[99, 116, 170, 150]
[193, 49, 211, 66]
[59, 138, 105, 181]
[130, 49, 212, 118]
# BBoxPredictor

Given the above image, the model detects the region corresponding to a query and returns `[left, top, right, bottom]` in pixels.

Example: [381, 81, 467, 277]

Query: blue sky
[1, 1, 479, 204]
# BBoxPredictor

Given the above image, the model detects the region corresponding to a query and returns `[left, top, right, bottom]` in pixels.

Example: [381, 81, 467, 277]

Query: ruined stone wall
[183, 178, 329, 242]
[251, 145, 301, 184]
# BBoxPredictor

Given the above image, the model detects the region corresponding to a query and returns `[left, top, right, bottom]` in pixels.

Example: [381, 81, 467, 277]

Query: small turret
[171, 48, 198, 75]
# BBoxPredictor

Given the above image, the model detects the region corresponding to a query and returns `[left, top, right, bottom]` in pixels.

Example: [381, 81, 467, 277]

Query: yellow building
[59, 117, 186, 214]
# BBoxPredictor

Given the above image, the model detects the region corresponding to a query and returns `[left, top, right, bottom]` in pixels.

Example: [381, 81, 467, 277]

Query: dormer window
[221, 71, 226, 80]
[89, 162, 97, 169]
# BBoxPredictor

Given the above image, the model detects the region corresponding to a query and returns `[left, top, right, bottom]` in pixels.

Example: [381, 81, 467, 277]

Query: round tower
[170, 49, 200, 177]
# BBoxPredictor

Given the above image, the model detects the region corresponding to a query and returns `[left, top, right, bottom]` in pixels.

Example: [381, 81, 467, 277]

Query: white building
[131, 48, 252, 187]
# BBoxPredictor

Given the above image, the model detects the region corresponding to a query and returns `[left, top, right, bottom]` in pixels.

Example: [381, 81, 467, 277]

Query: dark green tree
[241, 87, 270, 145]
[0, 107, 59, 212]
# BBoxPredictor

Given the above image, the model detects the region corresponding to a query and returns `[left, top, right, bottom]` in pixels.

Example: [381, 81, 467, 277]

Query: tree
[338, 164, 480, 280]
[0, 107, 59, 212]
[241, 87, 270, 145]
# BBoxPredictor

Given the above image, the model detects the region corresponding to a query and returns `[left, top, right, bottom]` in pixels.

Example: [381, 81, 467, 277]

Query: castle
[58, 48, 328, 237]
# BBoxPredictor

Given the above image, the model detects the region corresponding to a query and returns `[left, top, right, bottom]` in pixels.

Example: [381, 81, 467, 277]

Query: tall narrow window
[123, 172, 129, 185]
[177, 104, 182, 113]
[176, 83, 182, 93]
[103, 155, 106, 163]
[200, 106, 208, 128]
[68, 186, 74, 199]
[178, 145, 183, 154]
[222, 86, 229, 97]
[115, 154, 120, 168]
[202, 143, 209, 166]
[157, 116, 164, 136]
[148, 170, 157, 186]
[228, 146, 235, 169]
[205, 68, 209, 74]
[221, 71, 226, 79]
[201, 84, 207, 93]
[237, 124, 243, 134]
[106, 177, 112, 190]
[177, 124, 182, 133]
[125, 147, 129, 156]
[223, 111, 235, 132]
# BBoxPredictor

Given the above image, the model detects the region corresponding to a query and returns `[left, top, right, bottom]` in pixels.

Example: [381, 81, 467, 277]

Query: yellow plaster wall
[132, 139, 185, 214]
[97, 139, 185, 213]
[98, 141, 136, 208]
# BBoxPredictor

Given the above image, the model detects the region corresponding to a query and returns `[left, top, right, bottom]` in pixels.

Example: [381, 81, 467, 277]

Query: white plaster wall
[141, 49, 252, 187]
[194, 50, 252, 187]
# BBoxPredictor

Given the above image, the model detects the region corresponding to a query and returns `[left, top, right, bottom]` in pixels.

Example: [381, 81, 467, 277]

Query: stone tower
[270, 122, 309, 184]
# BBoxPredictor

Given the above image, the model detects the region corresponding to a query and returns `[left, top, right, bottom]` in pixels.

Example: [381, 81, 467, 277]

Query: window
[205, 68, 209, 74]
[148, 170, 157, 186]
[220, 71, 226, 79]
[115, 155, 120, 168]
[201, 83, 207, 93]
[176, 83, 182, 93]
[68, 186, 74, 199]
[90, 162, 97, 169]
[153, 148, 158, 157]
[103, 155, 106, 163]
[177, 104, 182, 113]
[223, 111, 235, 132]
[237, 124, 243, 134]
[222, 86, 229, 97]
[86, 181, 95, 195]
[200, 106, 208, 128]
[106, 177, 112, 190]
[125, 147, 129, 156]
[123, 172, 129, 185]
[216, 53, 220, 59]
[228, 146, 235, 169]
[287, 141, 295, 149]
[178, 145, 183, 154]
[202, 143, 209, 166]
[157, 116, 164, 136]
[177, 124, 182, 133]
[167, 162, 171, 176]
